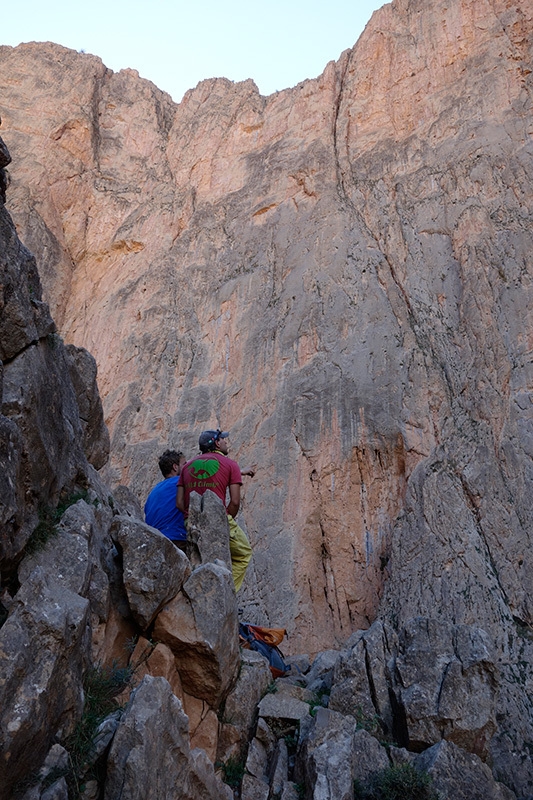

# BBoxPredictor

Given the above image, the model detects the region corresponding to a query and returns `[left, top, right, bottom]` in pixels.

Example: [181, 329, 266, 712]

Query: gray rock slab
[270, 738, 289, 796]
[329, 629, 380, 724]
[246, 737, 269, 780]
[187, 489, 232, 569]
[19, 525, 90, 596]
[153, 562, 239, 706]
[217, 649, 272, 762]
[0, 568, 89, 796]
[111, 515, 191, 629]
[104, 675, 231, 800]
[241, 774, 270, 800]
[40, 778, 69, 800]
[298, 708, 360, 800]
[397, 618, 497, 756]
[258, 693, 311, 723]
[414, 740, 516, 800]
[64, 344, 109, 470]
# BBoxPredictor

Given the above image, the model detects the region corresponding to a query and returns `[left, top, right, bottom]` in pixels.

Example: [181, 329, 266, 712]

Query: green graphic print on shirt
[189, 458, 220, 480]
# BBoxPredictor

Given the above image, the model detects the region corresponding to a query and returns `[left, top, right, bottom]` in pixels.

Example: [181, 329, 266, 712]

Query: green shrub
[64, 663, 133, 797]
[353, 706, 384, 740]
[25, 506, 59, 555]
[218, 756, 246, 788]
[25, 490, 92, 555]
[354, 763, 438, 800]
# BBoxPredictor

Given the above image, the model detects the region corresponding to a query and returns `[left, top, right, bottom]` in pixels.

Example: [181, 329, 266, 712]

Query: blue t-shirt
[144, 476, 187, 541]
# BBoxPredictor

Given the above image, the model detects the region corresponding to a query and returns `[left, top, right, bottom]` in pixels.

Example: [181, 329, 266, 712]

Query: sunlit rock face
[1, 0, 532, 656]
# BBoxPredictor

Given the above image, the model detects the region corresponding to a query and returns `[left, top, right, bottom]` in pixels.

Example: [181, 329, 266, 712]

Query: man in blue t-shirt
[144, 449, 187, 542]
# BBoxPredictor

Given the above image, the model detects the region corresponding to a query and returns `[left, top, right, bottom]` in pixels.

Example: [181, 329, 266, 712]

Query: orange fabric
[247, 625, 286, 647]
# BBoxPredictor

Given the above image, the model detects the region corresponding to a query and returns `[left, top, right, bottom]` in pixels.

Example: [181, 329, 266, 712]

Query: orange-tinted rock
[183, 693, 219, 762]
[92, 604, 136, 669]
[120, 637, 184, 704]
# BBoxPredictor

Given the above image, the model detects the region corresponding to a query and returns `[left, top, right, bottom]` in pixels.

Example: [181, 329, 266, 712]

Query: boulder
[64, 344, 110, 470]
[246, 736, 269, 780]
[111, 485, 143, 519]
[305, 649, 343, 694]
[0, 414, 26, 567]
[182, 693, 219, 762]
[414, 740, 516, 800]
[110, 515, 191, 629]
[217, 648, 273, 762]
[104, 675, 232, 800]
[1, 337, 87, 559]
[0, 569, 89, 796]
[0, 186, 53, 361]
[241, 774, 270, 800]
[18, 515, 90, 596]
[187, 490, 232, 569]
[128, 636, 183, 701]
[153, 562, 239, 705]
[40, 778, 68, 800]
[396, 618, 497, 756]
[329, 623, 396, 736]
[297, 708, 388, 800]
[329, 617, 498, 757]
[269, 738, 289, 796]
[258, 691, 312, 726]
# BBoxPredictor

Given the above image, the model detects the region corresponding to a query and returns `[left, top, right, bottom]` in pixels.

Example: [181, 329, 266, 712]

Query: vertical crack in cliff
[458, 472, 511, 611]
[362, 638, 380, 717]
[89, 67, 110, 171]
[319, 519, 340, 624]
[331, 50, 352, 210]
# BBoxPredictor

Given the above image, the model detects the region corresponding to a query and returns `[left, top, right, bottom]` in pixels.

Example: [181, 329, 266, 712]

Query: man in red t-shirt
[177, 429, 253, 591]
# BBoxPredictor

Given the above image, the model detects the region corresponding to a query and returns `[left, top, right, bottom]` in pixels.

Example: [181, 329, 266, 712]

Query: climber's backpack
[239, 623, 290, 678]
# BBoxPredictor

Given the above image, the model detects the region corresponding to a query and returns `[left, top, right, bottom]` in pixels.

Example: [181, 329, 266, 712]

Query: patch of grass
[218, 756, 246, 788]
[354, 763, 438, 800]
[64, 663, 133, 798]
[353, 706, 384, 739]
[25, 490, 93, 556]
[25, 506, 59, 555]
[309, 687, 330, 716]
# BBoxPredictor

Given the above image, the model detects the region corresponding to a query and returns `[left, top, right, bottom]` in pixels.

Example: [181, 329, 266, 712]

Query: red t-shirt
[178, 452, 242, 513]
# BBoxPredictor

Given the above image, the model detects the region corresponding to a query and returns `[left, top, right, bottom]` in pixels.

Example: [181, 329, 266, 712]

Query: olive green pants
[227, 515, 252, 592]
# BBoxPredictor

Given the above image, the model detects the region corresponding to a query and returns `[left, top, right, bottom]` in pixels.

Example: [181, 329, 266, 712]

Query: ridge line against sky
[2, 0, 386, 102]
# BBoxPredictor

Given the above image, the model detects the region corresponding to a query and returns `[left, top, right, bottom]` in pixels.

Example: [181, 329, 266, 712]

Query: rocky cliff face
[1, 0, 533, 791]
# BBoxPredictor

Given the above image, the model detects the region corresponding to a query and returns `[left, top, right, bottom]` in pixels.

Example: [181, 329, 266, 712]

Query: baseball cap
[198, 429, 229, 451]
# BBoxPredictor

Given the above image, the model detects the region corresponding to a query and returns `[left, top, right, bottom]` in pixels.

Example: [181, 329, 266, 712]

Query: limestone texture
[0, 569, 90, 792]
[103, 676, 232, 800]
[153, 562, 240, 705]
[110, 514, 191, 629]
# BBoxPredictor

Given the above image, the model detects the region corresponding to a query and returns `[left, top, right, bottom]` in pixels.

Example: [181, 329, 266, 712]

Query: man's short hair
[198, 429, 229, 453]
[158, 449, 184, 477]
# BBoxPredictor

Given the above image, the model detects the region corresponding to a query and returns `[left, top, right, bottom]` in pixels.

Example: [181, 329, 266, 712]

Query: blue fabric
[144, 476, 187, 541]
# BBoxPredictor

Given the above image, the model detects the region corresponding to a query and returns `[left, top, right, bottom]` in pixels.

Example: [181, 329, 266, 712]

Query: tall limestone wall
[1, 0, 532, 668]
[1, 113, 532, 798]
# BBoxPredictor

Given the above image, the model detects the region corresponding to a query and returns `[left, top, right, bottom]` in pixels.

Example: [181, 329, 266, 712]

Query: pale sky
[2, 0, 386, 102]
